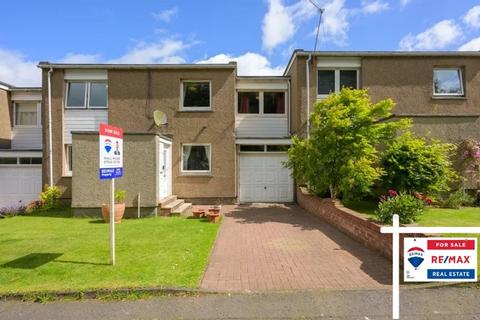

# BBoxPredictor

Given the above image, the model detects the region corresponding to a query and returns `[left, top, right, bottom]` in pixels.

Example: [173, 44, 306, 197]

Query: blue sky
[1, 0, 480, 86]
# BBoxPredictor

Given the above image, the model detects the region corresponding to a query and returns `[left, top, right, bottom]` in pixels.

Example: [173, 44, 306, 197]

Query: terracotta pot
[192, 209, 205, 218]
[207, 213, 221, 223]
[101, 203, 126, 223]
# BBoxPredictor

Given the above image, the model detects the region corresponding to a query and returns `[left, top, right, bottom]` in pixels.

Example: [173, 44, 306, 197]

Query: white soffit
[317, 57, 361, 68]
[236, 79, 288, 90]
[11, 91, 42, 101]
[64, 69, 108, 80]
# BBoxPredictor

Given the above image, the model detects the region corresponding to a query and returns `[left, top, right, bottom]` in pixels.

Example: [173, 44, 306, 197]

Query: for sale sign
[404, 238, 477, 282]
[99, 123, 123, 179]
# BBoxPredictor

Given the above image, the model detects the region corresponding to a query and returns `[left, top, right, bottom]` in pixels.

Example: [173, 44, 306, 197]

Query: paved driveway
[201, 204, 391, 292]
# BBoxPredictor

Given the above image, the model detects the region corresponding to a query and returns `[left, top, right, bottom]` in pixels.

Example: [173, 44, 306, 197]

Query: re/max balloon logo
[104, 139, 112, 153]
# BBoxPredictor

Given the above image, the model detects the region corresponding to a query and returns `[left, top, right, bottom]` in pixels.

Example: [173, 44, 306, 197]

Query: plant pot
[101, 203, 126, 223]
[192, 209, 206, 218]
[207, 213, 221, 223]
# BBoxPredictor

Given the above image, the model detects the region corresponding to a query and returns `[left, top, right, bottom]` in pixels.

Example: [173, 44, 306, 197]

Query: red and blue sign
[404, 238, 477, 282]
[99, 123, 123, 180]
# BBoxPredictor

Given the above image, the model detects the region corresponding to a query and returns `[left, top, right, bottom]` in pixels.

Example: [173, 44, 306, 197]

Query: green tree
[381, 132, 457, 194]
[286, 88, 410, 199]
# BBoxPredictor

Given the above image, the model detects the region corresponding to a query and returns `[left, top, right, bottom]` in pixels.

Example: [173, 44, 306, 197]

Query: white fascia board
[236, 79, 288, 90]
[235, 138, 292, 145]
[317, 57, 361, 68]
[11, 91, 42, 101]
[64, 69, 108, 80]
[0, 150, 43, 157]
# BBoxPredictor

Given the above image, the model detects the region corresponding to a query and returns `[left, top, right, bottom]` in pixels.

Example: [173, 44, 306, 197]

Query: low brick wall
[296, 187, 424, 260]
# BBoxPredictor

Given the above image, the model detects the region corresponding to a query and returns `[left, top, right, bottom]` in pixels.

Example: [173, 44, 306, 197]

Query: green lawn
[0, 209, 220, 294]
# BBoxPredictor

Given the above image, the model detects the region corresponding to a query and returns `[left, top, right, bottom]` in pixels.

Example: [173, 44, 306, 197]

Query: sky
[1, 0, 480, 87]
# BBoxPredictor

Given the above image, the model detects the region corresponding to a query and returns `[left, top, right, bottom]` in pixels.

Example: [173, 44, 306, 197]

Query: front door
[159, 142, 172, 200]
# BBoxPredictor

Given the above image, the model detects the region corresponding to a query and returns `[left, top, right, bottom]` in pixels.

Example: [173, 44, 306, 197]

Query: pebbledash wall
[41, 66, 237, 203]
[296, 187, 425, 261]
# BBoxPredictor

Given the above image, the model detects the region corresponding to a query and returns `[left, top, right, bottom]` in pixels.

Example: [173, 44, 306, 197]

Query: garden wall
[296, 187, 425, 261]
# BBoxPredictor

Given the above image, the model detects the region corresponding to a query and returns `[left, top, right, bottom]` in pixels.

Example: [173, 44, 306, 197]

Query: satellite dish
[153, 110, 168, 126]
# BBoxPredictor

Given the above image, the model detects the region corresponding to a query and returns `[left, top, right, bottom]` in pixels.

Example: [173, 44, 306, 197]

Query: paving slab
[201, 203, 391, 292]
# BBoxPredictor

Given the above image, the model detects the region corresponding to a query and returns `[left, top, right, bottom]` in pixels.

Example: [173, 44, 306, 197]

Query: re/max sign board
[404, 238, 477, 282]
[99, 123, 123, 180]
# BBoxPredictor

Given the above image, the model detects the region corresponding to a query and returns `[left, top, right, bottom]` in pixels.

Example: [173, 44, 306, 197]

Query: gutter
[47, 67, 53, 186]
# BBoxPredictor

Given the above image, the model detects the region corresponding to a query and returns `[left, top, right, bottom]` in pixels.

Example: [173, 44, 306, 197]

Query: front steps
[159, 195, 192, 216]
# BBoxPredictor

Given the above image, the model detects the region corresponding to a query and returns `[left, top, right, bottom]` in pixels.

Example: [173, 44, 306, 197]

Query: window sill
[431, 95, 466, 100]
[178, 109, 213, 113]
[62, 174, 72, 178]
[179, 173, 213, 177]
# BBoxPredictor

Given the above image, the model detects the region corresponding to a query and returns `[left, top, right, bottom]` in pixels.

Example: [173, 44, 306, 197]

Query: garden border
[296, 187, 426, 261]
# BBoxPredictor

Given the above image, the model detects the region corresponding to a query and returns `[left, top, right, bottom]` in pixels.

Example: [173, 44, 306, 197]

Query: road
[1, 287, 480, 319]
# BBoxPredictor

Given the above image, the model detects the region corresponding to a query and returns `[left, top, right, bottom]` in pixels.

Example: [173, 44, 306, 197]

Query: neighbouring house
[0, 81, 42, 207]
[1, 49, 479, 213]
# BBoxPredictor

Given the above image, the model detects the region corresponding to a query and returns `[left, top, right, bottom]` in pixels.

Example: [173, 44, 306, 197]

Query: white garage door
[0, 166, 42, 208]
[239, 153, 294, 203]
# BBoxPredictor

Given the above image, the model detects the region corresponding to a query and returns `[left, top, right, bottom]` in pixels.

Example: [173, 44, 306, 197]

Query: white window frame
[239, 144, 290, 153]
[0, 157, 42, 166]
[180, 80, 212, 111]
[432, 68, 464, 97]
[13, 101, 41, 128]
[317, 68, 360, 99]
[236, 90, 287, 117]
[180, 143, 212, 174]
[65, 81, 108, 109]
[64, 144, 72, 176]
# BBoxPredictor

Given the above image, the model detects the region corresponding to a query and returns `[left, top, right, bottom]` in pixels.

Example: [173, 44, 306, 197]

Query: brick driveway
[200, 204, 391, 292]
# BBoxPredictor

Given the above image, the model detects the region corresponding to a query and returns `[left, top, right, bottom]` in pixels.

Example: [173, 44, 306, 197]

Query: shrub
[114, 190, 126, 204]
[39, 185, 62, 209]
[0, 203, 26, 217]
[25, 200, 45, 214]
[375, 193, 424, 224]
[441, 189, 475, 209]
[285, 88, 410, 199]
[381, 132, 457, 194]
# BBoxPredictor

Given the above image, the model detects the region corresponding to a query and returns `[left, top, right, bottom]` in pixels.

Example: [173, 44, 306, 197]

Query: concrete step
[171, 203, 193, 216]
[159, 195, 177, 208]
[159, 199, 184, 216]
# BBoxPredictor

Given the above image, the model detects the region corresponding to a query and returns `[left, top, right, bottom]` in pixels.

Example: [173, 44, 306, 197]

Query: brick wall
[296, 187, 425, 261]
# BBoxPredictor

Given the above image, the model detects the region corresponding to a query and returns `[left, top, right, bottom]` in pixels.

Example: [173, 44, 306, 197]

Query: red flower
[388, 189, 398, 197]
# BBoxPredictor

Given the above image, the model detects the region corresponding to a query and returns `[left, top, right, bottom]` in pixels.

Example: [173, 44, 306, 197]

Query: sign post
[381, 215, 480, 319]
[99, 123, 123, 266]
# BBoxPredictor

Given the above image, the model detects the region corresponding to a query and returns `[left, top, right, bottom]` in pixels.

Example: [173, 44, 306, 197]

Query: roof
[0, 80, 41, 92]
[38, 61, 237, 70]
[284, 49, 480, 75]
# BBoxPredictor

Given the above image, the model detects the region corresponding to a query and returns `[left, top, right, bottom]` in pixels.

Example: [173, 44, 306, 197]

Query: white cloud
[262, 0, 296, 51]
[399, 20, 462, 50]
[61, 52, 101, 63]
[261, 0, 388, 51]
[108, 38, 192, 64]
[0, 49, 40, 87]
[361, 0, 389, 14]
[197, 52, 284, 76]
[459, 37, 480, 51]
[152, 7, 178, 23]
[464, 5, 480, 28]
[400, 0, 412, 7]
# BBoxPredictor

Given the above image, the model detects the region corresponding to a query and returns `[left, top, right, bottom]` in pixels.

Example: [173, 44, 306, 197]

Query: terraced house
[1, 50, 479, 214]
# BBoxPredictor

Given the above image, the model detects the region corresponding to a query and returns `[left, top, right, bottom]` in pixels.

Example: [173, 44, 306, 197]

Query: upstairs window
[15, 102, 38, 126]
[263, 92, 285, 114]
[237, 91, 286, 115]
[66, 81, 108, 108]
[238, 92, 259, 114]
[317, 69, 359, 97]
[433, 68, 464, 96]
[181, 81, 211, 111]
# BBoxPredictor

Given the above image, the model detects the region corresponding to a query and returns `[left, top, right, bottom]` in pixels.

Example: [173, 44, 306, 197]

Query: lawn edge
[0, 286, 222, 303]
